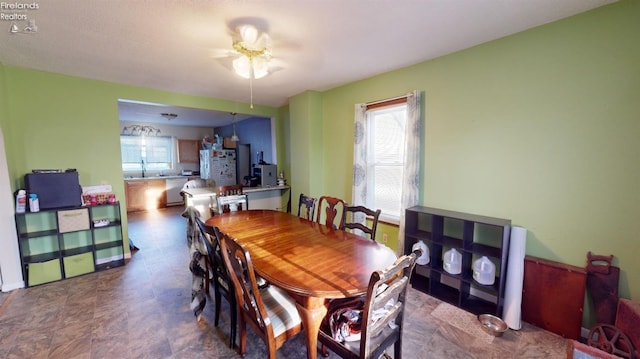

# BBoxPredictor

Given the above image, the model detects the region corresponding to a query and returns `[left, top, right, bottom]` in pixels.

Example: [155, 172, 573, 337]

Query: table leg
[294, 296, 327, 359]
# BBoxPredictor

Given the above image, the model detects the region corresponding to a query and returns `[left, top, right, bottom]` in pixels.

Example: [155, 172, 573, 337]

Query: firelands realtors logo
[1, 2, 39, 34]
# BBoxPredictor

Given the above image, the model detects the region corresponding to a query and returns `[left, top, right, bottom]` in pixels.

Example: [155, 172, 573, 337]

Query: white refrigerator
[200, 149, 237, 186]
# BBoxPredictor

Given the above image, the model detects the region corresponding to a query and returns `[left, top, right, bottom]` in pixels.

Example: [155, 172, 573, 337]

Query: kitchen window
[121, 135, 173, 172]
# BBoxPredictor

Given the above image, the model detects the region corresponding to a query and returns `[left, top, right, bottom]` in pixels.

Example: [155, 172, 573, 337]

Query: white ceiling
[1, 0, 616, 127]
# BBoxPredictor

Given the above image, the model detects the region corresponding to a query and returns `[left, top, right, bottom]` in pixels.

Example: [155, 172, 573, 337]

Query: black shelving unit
[404, 206, 511, 316]
[15, 202, 125, 286]
[90, 203, 125, 271]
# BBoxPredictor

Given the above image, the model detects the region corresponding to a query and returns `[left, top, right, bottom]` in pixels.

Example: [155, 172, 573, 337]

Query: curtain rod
[365, 92, 414, 106]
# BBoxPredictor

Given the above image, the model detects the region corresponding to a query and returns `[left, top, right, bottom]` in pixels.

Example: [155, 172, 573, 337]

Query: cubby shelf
[404, 206, 511, 316]
[15, 202, 125, 287]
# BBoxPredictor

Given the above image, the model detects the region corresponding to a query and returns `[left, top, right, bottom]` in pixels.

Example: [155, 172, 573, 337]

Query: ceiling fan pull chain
[249, 58, 255, 109]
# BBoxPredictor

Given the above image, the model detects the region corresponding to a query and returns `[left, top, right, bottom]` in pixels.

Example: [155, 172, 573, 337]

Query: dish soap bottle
[15, 189, 26, 213]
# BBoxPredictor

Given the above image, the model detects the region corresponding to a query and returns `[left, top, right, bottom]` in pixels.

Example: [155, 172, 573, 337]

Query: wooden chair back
[216, 184, 244, 196]
[194, 217, 237, 348]
[343, 205, 382, 241]
[218, 231, 303, 358]
[183, 178, 206, 189]
[315, 196, 347, 229]
[216, 184, 247, 214]
[297, 193, 317, 221]
[318, 251, 419, 359]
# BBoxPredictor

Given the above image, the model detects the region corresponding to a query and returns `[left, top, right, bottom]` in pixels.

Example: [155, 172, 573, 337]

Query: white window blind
[121, 135, 173, 171]
[366, 104, 407, 222]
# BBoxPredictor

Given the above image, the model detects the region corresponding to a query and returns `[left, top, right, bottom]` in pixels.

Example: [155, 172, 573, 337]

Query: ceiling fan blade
[253, 33, 271, 49]
[213, 56, 237, 72]
[268, 57, 287, 68]
[209, 48, 238, 59]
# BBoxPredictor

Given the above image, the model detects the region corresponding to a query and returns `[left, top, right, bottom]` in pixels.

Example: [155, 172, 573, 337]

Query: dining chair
[182, 178, 206, 189]
[218, 231, 303, 359]
[194, 217, 237, 348]
[315, 196, 347, 229]
[216, 184, 244, 196]
[216, 184, 248, 214]
[297, 193, 317, 220]
[318, 251, 419, 359]
[342, 205, 382, 241]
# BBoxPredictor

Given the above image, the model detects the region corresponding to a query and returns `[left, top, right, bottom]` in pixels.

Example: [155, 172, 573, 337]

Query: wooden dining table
[205, 210, 398, 359]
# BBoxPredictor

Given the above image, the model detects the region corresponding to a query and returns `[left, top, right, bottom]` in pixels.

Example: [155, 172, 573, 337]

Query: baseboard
[1, 280, 25, 292]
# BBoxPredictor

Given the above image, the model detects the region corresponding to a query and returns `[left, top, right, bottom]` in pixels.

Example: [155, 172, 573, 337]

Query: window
[121, 135, 173, 172]
[365, 102, 407, 223]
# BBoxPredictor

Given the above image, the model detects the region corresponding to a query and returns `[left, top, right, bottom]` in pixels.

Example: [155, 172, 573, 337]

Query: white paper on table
[503, 226, 527, 330]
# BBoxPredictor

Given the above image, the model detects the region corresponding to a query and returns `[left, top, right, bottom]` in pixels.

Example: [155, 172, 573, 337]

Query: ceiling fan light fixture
[229, 24, 273, 109]
[230, 112, 240, 142]
[160, 112, 178, 120]
[232, 56, 251, 79]
[251, 57, 269, 79]
[233, 56, 269, 80]
[237, 25, 259, 44]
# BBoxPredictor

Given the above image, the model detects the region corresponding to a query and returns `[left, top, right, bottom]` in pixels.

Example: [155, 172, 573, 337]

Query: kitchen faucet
[141, 159, 146, 178]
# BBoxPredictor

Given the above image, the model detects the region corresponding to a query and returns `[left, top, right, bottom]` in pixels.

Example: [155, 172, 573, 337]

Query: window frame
[364, 99, 408, 224]
[120, 135, 174, 173]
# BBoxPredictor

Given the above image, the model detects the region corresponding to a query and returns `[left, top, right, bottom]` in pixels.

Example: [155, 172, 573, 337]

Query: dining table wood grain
[205, 210, 398, 359]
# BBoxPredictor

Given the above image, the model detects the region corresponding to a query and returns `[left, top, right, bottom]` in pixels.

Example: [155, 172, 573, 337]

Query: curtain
[351, 90, 421, 255]
[351, 103, 368, 233]
[397, 90, 421, 256]
[352, 103, 367, 210]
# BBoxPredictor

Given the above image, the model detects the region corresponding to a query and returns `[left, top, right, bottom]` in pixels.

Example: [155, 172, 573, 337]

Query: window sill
[378, 217, 400, 227]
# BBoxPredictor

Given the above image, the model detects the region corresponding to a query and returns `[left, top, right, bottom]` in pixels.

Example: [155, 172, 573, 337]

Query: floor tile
[0, 206, 570, 359]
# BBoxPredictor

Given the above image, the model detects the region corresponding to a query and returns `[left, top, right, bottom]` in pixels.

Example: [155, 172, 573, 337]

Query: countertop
[181, 185, 290, 197]
[124, 175, 197, 181]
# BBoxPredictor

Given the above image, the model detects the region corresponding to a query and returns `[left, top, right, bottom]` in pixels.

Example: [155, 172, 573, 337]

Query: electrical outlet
[382, 233, 388, 243]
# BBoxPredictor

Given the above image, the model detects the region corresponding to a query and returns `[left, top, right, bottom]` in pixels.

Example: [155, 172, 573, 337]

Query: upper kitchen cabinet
[177, 139, 200, 163]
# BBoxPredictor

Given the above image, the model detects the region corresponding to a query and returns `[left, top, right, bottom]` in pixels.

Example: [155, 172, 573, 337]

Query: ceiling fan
[211, 21, 284, 108]
[231, 24, 272, 80]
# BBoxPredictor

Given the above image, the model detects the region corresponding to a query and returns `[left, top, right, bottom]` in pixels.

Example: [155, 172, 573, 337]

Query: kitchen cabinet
[177, 139, 200, 163]
[147, 179, 167, 208]
[15, 203, 125, 286]
[125, 179, 166, 212]
[404, 206, 511, 316]
[125, 180, 146, 212]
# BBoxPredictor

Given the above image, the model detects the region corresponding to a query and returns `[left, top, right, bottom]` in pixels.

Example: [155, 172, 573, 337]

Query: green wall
[1, 67, 280, 250]
[2, 0, 638, 330]
[0, 63, 7, 129]
[288, 91, 324, 210]
[294, 0, 638, 327]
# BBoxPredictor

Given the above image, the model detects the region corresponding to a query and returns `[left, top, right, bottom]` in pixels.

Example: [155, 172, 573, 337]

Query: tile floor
[0, 206, 570, 359]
